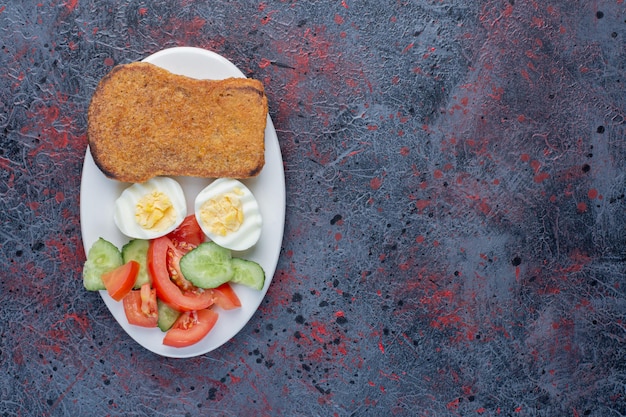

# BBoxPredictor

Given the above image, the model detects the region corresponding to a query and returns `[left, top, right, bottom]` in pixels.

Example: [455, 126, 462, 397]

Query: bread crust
[87, 62, 267, 183]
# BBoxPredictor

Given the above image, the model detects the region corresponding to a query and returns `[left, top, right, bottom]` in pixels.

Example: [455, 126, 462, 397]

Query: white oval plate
[80, 47, 285, 358]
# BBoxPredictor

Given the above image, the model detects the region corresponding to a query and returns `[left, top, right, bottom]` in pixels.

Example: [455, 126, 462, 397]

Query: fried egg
[114, 177, 187, 239]
[194, 178, 262, 251]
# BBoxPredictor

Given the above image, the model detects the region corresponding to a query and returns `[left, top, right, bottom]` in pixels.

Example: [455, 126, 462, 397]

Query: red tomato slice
[167, 214, 205, 247]
[102, 260, 139, 301]
[167, 240, 197, 292]
[212, 283, 242, 310]
[123, 284, 158, 327]
[148, 236, 214, 312]
[139, 283, 158, 316]
[163, 309, 218, 348]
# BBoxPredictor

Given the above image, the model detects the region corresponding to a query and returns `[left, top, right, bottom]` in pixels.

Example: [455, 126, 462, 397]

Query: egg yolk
[199, 190, 244, 237]
[135, 191, 176, 232]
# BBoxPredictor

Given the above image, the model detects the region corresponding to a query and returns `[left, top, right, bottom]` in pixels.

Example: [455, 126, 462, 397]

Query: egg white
[194, 178, 262, 252]
[114, 177, 187, 240]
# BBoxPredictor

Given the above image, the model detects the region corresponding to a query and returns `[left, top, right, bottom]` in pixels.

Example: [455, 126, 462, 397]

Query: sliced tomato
[123, 284, 158, 327]
[148, 236, 214, 311]
[139, 283, 158, 317]
[167, 214, 205, 247]
[102, 260, 139, 301]
[167, 239, 196, 292]
[212, 283, 242, 310]
[163, 309, 218, 348]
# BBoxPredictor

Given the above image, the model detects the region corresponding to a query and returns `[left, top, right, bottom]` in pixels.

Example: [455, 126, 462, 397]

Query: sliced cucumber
[231, 258, 265, 291]
[83, 238, 123, 291]
[122, 239, 150, 288]
[179, 242, 234, 289]
[157, 299, 181, 332]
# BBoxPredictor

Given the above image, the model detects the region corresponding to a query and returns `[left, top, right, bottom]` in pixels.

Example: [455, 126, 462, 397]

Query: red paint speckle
[521, 70, 530, 81]
[520, 153, 530, 162]
[530, 160, 541, 173]
[433, 169, 443, 179]
[138, 7, 148, 15]
[588, 188, 598, 199]
[104, 57, 114, 66]
[503, 4, 513, 17]
[65, 0, 78, 12]
[415, 200, 430, 213]
[310, 321, 329, 343]
[478, 200, 491, 215]
[531, 16, 544, 27]
[334, 14, 344, 24]
[447, 398, 460, 410]
[258, 58, 271, 69]
[534, 172, 550, 183]
[334, 232, 342, 242]
[370, 176, 383, 190]
[400, 146, 410, 156]
[260, 15, 271, 25]
[577, 202, 587, 213]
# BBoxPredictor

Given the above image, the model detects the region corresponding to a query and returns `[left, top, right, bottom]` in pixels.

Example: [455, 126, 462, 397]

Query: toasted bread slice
[87, 62, 267, 183]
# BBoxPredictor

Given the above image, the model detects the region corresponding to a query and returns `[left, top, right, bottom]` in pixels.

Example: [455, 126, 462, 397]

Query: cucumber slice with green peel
[83, 238, 123, 291]
[179, 242, 234, 289]
[230, 258, 265, 291]
[122, 239, 150, 288]
[157, 299, 181, 332]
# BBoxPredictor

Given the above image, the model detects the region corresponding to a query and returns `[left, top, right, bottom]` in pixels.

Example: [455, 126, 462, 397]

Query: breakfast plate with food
[80, 47, 285, 358]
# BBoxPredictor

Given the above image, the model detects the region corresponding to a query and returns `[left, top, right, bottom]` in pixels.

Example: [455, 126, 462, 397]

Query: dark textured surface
[1, 1, 625, 416]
